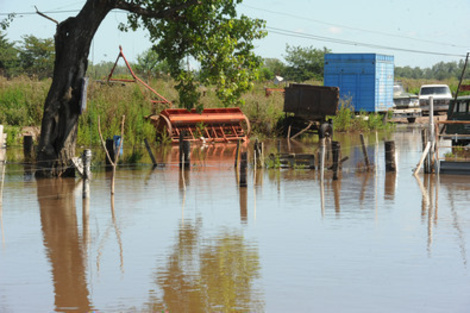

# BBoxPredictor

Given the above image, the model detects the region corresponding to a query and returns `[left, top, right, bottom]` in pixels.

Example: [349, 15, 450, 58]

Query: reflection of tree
[37, 178, 91, 313]
[146, 219, 263, 312]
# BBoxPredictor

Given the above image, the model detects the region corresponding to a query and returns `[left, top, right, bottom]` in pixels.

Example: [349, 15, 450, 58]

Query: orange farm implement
[107, 46, 251, 144]
[148, 107, 251, 143]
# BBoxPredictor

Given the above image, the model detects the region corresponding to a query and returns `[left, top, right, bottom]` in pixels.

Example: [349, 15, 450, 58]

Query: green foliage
[0, 31, 19, 77]
[0, 14, 15, 31]
[18, 35, 55, 79]
[0, 76, 47, 126]
[262, 58, 286, 79]
[135, 47, 171, 81]
[3, 125, 20, 146]
[331, 97, 394, 133]
[265, 154, 281, 169]
[396, 60, 470, 81]
[122, 0, 266, 108]
[283, 45, 331, 82]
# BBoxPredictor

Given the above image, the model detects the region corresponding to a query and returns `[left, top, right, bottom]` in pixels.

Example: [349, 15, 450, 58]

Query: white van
[419, 84, 452, 114]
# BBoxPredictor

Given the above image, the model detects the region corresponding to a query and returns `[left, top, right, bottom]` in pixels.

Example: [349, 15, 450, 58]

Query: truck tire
[319, 122, 333, 139]
[407, 117, 416, 124]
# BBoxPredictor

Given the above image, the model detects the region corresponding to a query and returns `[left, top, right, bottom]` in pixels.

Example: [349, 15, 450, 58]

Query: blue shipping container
[324, 53, 394, 112]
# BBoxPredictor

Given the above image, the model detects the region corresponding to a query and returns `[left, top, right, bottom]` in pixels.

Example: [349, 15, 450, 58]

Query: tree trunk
[36, 1, 111, 177]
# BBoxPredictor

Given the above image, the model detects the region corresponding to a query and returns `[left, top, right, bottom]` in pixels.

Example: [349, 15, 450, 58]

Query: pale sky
[2, 0, 469, 68]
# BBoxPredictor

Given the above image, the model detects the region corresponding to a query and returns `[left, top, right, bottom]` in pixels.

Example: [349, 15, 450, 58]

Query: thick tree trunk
[36, 1, 111, 177]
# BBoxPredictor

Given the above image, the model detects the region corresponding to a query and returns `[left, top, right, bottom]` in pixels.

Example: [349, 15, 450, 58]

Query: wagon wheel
[242, 115, 252, 138]
[152, 114, 173, 141]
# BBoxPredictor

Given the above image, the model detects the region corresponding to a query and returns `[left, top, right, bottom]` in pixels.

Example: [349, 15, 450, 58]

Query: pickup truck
[419, 84, 452, 114]
[392, 82, 421, 123]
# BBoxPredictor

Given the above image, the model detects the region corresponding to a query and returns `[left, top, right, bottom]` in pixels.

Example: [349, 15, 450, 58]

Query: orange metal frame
[107, 46, 172, 106]
[149, 108, 251, 143]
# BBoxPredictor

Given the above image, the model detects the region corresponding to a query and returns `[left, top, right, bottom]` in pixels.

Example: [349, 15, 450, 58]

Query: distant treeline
[1, 32, 468, 82]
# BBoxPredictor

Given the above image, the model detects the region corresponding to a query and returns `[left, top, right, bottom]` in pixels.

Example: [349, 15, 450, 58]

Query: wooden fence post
[332, 141, 340, 180]
[360, 133, 371, 170]
[385, 141, 396, 172]
[180, 140, 190, 170]
[23, 135, 33, 163]
[144, 138, 157, 167]
[239, 152, 248, 187]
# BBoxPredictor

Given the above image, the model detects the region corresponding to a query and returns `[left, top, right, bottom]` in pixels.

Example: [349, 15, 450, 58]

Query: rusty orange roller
[149, 107, 251, 143]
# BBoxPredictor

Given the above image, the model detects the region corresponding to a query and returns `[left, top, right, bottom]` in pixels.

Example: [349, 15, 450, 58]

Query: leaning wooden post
[239, 152, 248, 187]
[144, 138, 157, 167]
[385, 141, 396, 172]
[360, 133, 371, 170]
[332, 141, 340, 180]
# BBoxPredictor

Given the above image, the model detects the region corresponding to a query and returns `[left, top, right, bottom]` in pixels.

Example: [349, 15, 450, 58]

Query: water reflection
[36, 178, 91, 313]
[3, 129, 470, 312]
[384, 172, 397, 201]
[146, 219, 263, 312]
[239, 187, 248, 223]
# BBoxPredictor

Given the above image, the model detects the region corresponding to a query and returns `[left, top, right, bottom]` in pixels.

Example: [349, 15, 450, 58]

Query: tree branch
[35, 6, 59, 25]
[112, 0, 200, 19]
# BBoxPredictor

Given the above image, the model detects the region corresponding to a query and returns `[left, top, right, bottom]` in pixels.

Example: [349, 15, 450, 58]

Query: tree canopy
[120, 0, 266, 109]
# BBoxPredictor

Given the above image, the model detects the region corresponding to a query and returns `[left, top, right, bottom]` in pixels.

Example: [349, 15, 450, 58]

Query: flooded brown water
[1, 126, 470, 312]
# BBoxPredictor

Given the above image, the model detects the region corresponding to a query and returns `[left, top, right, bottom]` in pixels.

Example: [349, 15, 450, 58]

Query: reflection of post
[110, 195, 124, 272]
[239, 186, 248, 223]
[359, 172, 372, 203]
[179, 169, 190, 193]
[332, 180, 341, 213]
[320, 177, 325, 217]
[82, 193, 90, 248]
[384, 172, 397, 201]
[37, 178, 91, 312]
[427, 174, 435, 254]
[415, 173, 430, 220]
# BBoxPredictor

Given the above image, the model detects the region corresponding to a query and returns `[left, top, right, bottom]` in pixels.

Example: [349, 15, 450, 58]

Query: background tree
[0, 31, 19, 77]
[135, 47, 170, 80]
[35, 0, 266, 177]
[18, 35, 55, 79]
[260, 57, 286, 81]
[283, 45, 330, 82]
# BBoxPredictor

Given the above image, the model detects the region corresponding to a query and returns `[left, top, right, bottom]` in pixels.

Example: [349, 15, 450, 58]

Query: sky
[1, 0, 470, 69]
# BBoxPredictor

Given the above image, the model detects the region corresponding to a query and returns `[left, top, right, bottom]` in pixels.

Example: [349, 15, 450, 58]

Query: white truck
[392, 82, 422, 123]
[418, 84, 452, 114]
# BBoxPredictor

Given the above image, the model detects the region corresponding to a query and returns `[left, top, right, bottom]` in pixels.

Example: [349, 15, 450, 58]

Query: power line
[267, 26, 467, 58]
[242, 4, 468, 49]
[0, 10, 79, 16]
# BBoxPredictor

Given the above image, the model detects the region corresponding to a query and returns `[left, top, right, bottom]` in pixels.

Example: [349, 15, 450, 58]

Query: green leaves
[123, 0, 266, 108]
[284, 45, 331, 82]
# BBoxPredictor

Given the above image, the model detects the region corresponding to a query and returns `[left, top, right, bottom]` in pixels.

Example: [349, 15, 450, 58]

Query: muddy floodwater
[1, 126, 470, 312]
